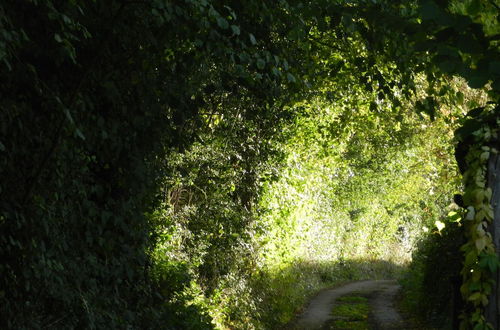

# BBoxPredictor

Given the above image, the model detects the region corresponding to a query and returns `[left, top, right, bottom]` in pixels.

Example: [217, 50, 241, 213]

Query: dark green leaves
[466, 70, 490, 89]
[217, 17, 229, 29]
[466, 0, 482, 16]
[231, 25, 240, 35]
[455, 118, 483, 141]
[256, 58, 265, 70]
[249, 33, 257, 45]
[488, 61, 500, 75]
[479, 253, 500, 273]
[415, 97, 438, 121]
[420, 0, 442, 21]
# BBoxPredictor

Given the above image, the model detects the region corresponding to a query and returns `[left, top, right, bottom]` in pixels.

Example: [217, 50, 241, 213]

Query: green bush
[402, 221, 464, 329]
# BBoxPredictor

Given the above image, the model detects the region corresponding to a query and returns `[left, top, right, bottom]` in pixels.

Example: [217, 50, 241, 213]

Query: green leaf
[238, 52, 250, 63]
[447, 211, 461, 222]
[256, 58, 265, 70]
[468, 75, 489, 89]
[231, 25, 240, 35]
[475, 237, 487, 252]
[217, 17, 229, 29]
[469, 281, 482, 291]
[488, 61, 500, 75]
[283, 59, 289, 70]
[420, 1, 441, 21]
[75, 128, 85, 140]
[438, 60, 458, 73]
[435, 220, 445, 232]
[473, 322, 487, 330]
[286, 73, 296, 83]
[469, 291, 482, 301]
[487, 257, 498, 273]
[64, 108, 75, 124]
[249, 33, 257, 45]
[454, 120, 476, 141]
[480, 254, 500, 273]
[54, 33, 63, 43]
[466, 0, 481, 16]
[465, 249, 478, 267]
[492, 79, 500, 91]
[457, 35, 482, 54]
[467, 107, 485, 118]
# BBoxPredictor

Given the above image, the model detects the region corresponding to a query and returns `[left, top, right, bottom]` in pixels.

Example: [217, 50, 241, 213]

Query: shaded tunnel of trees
[1, 0, 500, 329]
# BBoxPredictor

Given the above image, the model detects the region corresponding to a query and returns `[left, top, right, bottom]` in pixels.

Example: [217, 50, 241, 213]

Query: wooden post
[487, 153, 500, 329]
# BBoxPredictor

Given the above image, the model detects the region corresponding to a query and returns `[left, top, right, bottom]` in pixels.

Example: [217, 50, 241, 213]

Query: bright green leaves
[435, 220, 446, 232]
[2, 0, 499, 328]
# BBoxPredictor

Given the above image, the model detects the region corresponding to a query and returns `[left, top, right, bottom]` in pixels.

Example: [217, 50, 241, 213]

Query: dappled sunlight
[244, 79, 462, 328]
[251, 257, 405, 328]
[256, 90, 458, 280]
[3, 0, 498, 329]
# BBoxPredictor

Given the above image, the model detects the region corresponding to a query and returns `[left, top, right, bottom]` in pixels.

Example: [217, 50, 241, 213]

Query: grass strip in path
[327, 293, 370, 330]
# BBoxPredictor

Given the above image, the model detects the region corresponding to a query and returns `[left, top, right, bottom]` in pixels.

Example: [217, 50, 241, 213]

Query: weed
[328, 293, 371, 329]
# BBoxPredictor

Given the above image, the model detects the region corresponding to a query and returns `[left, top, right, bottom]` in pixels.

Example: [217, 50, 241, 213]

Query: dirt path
[291, 280, 403, 329]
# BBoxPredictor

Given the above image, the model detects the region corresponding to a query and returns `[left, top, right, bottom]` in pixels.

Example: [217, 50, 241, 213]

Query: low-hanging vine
[457, 107, 500, 330]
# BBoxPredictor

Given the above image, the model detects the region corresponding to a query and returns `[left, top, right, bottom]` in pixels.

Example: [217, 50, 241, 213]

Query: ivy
[1, 0, 500, 328]
[457, 107, 500, 330]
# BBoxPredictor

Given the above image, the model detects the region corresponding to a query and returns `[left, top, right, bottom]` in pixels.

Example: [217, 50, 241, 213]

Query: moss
[332, 302, 369, 321]
[329, 294, 371, 329]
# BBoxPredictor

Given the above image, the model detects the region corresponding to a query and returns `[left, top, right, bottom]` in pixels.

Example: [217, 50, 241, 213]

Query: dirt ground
[290, 280, 405, 329]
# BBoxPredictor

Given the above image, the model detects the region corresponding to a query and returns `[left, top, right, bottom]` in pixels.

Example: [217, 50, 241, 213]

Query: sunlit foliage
[1, 0, 500, 329]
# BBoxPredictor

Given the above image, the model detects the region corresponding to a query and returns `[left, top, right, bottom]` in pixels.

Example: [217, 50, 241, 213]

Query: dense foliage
[1, 0, 500, 329]
[0, 0, 299, 327]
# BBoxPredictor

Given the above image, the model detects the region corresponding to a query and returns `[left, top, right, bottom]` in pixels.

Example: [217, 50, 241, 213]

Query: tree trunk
[487, 153, 500, 329]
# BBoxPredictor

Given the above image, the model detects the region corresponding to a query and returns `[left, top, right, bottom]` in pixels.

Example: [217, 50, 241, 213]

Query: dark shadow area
[400, 221, 464, 330]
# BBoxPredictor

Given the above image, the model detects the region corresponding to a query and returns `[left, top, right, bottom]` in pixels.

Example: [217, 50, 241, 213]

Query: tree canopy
[1, 0, 500, 329]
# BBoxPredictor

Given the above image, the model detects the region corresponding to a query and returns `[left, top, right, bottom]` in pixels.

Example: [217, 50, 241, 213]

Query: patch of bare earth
[289, 280, 407, 329]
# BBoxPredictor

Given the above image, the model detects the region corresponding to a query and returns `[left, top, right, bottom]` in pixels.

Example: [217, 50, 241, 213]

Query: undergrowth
[401, 221, 464, 329]
[250, 259, 403, 329]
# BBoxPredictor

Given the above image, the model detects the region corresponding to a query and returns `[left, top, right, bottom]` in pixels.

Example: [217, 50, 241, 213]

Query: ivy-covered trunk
[487, 152, 500, 328]
[455, 109, 500, 329]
